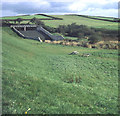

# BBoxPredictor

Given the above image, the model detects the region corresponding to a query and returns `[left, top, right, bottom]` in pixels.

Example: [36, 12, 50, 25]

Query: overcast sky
[1, 0, 119, 17]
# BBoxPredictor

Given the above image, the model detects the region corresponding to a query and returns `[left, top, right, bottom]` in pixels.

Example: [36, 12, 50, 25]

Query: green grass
[42, 15, 118, 30]
[1, 14, 118, 30]
[9, 20, 32, 24]
[2, 27, 118, 114]
[52, 33, 78, 40]
[90, 16, 116, 21]
[64, 36, 78, 40]
[82, 15, 117, 21]
[0, 15, 51, 20]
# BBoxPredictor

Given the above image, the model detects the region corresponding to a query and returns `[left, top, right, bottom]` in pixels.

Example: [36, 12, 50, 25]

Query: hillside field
[0, 15, 51, 20]
[42, 15, 118, 30]
[1, 14, 118, 31]
[88, 16, 116, 21]
[2, 27, 119, 114]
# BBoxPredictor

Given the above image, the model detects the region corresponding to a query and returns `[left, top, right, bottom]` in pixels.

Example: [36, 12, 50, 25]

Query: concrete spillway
[11, 25, 64, 41]
[20, 30, 45, 39]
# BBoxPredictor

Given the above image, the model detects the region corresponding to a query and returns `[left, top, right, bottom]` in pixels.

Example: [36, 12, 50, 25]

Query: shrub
[78, 33, 84, 38]
[59, 42, 64, 45]
[30, 17, 37, 23]
[102, 44, 109, 49]
[81, 42, 89, 47]
[43, 26, 56, 33]
[35, 20, 45, 26]
[88, 34, 101, 44]
[16, 18, 23, 24]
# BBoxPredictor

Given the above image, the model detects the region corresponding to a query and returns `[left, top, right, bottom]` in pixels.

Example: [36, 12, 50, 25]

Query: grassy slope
[42, 15, 118, 30]
[0, 15, 51, 20]
[89, 16, 115, 21]
[1, 14, 118, 30]
[2, 27, 118, 114]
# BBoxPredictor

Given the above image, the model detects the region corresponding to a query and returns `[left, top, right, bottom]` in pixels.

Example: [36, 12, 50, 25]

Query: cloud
[68, 0, 118, 17]
[2, 0, 119, 2]
[1, 10, 16, 17]
[80, 8, 118, 17]
[68, 3, 86, 12]
[2, 0, 49, 3]
[2, 1, 51, 14]
[1, 0, 119, 17]
[68, 0, 118, 11]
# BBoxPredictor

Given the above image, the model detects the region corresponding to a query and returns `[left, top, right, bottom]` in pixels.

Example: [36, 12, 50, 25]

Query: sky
[1, 0, 119, 18]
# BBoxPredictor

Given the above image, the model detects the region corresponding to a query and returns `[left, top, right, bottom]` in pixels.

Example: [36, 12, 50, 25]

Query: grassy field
[2, 27, 118, 114]
[52, 33, 78, 40]
[1, 14, 118, 30]
[78, 15, 117, 21]
[0, 15, 51, 20]
[42, 15, 118, 30]
[89, 16, 116, 21]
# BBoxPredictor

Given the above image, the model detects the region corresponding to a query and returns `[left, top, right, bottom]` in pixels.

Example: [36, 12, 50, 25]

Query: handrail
[10, 25, 37, 28]
[12, 27, 25, 37]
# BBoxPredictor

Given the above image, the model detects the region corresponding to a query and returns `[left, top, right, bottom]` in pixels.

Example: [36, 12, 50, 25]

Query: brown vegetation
[44, 40, 119, 50]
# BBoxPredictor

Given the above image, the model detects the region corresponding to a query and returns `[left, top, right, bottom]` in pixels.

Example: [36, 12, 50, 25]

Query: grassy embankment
[2, 27, 118, 114]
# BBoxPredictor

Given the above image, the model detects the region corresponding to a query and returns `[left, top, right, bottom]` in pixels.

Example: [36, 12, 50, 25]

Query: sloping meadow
[2, 27, 119, 114]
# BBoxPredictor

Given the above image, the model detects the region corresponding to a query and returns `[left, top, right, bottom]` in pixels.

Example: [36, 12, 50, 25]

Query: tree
[30, 17, 37, 23]
[16, 18, 23, 24]
[88, 34, 101, 44]
[14, 20, 17, 24]
[57, 25, 66, 35]
[78, 33, 84, 39]
[44, 26, 56, 33]
[30, 17, 45, 26]
[4, 20, 9, 23]
[35, 20, 44, 26]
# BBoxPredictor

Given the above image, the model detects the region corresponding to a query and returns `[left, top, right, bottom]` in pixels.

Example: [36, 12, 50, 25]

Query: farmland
[89, 16, 116, 21]
[1, 14, 118, 30]
[74, 15, 119, 22]
[0, 15, 51, 20]
[42, 15, 118, 30]
[2, 26, 119, 114]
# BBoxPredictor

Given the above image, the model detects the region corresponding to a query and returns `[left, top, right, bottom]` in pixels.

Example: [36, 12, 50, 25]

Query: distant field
[0, 15, 51, 20]
[90, 16, 116, 21]
[42, 15, 118, 30]
[76, 15, 118, 21]
[2, 27, 118, 114]
[1, 14, 118, 30]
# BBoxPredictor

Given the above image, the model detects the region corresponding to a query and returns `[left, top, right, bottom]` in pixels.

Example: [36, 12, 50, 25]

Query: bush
[81, 41, 89, 47]
[88, 35, 101, 44]
[16, 18, 23, 24]
[78, 33, 84, 38]
[43, 26, 56, 33]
